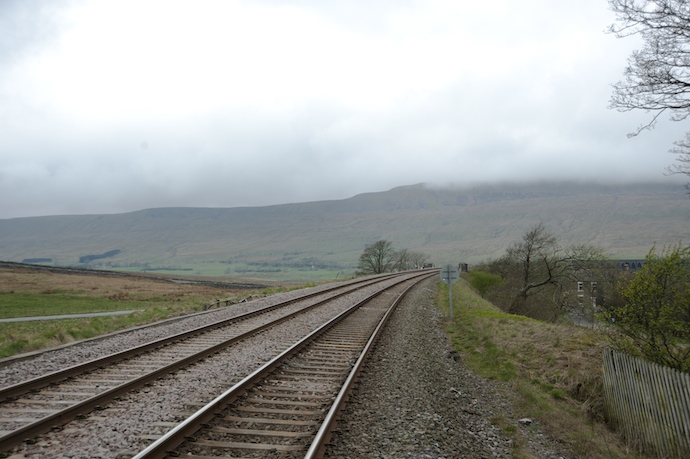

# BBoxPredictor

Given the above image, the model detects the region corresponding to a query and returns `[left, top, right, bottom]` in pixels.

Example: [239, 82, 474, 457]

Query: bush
[467, 270, 502, 297]
[601, 244, 690, 372]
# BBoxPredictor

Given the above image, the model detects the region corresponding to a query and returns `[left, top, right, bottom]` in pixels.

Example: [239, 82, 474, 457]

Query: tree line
[467, 223, 689, 373]
[356, 240, 429, 275]
[355, 227, 689, 372]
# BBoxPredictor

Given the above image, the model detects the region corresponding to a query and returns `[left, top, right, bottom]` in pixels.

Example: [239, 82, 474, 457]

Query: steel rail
[0, 271, 405, 369]
[304, 275, 423, 458]
[0, 274, 408, 370]
[0, 271, 402, 402]
[0, 271, 419, 453]
[130, 271, 436, 459]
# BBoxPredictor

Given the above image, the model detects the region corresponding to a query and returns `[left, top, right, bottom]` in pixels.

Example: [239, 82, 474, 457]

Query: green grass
[0, 302, 195, 358]
[0, 268, 324, 359]
[114, 261, 354, 282]
[0, 292, 136, 318]
[438, 278, 645, 459]
[0, 292, 216, 359]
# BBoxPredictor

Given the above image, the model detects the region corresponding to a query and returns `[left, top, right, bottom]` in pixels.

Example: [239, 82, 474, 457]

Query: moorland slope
[1, 182, 687, 279]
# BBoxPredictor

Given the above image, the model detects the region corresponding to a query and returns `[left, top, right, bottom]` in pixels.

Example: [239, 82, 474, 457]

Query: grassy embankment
[0, 268, 303, 359]
[439, 279, 644, 459]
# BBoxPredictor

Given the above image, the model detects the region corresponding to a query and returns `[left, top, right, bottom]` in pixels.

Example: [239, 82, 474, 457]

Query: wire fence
[602, 348, 690, 458]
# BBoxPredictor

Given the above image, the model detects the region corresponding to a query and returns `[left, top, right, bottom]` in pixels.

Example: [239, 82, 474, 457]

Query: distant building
[571, 259, 644, 310]
[616, 260, 645, 271]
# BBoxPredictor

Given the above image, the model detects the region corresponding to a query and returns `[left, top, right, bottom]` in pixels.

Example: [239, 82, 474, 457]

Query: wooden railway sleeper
[130, 272, 435, 459]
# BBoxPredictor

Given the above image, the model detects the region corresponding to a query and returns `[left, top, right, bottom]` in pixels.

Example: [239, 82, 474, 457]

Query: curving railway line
[0, 269, 438, 457]
[132, 273, 432, 458]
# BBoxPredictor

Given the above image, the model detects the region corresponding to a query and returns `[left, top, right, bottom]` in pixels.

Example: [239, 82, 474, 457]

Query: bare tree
[669, 131, 690, 183]
[505, 223, 561, 315]
[408, 250, 429, 269]
[392, 248, 412, 271]
[357, 240, 396, 275]
[392, 249, 429, 270]
[482, 223, 605, 320]
[608, 0, 690, 187]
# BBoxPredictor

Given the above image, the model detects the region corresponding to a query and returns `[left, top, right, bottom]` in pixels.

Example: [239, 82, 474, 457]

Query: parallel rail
[131, 271, 435, 458]
[0, 272, 402, 368]
[0, 271, 426, 453]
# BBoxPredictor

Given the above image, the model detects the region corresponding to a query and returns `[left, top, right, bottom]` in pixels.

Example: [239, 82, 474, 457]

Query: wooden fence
[602, 349, 690, 458]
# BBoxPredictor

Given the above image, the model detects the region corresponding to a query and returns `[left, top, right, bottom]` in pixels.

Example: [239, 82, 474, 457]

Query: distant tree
[608, 0, 690, 189]
[392, 249, 429, 271]
[668, 132, 690, 188]
[407, 250, 429, 269]
[79, 249, 121, 264]
[392, 248, 411, 271]
[357, 240, 396, 275]
[506, 223, 560, 314]
[601, 244, 690, 372]
[480, 223, 606, 321]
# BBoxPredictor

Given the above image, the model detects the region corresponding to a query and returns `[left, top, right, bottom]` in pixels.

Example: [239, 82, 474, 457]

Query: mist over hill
[1, 182, 687, 280]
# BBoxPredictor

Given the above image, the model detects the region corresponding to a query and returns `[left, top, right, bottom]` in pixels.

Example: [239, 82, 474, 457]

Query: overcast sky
[1, 0, 688, 219]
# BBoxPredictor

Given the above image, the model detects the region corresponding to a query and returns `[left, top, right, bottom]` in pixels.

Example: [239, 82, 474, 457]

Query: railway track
[0, 272, 403, 371]
[131, 272, 435, 458]
[0, 270, 434, 455]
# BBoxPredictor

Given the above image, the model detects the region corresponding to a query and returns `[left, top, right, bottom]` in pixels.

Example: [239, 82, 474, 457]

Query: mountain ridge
[1, 181, 687, 280]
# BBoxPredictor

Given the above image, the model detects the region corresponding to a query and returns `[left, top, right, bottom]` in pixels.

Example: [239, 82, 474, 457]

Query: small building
[571, 259, 644, 310]
[616, 260, 645, 271]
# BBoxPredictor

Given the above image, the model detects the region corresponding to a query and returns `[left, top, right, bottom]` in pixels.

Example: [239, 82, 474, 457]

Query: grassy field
[439, 278, 645, 459]
[113, 261, 354, 282]
[0, 267, 284, 359]
[0, 292, 138, 318]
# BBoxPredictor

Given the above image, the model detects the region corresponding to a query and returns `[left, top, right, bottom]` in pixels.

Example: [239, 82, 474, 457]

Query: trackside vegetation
[356, 240, 428, 275]
[0, 291, 209, 359]
[600, 244, 690, 373]
[439, 279, 644, 459]
[0, 268, 302, 359]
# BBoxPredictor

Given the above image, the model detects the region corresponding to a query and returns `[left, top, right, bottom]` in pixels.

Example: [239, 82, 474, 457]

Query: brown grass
[442, 280, 646, 459]
[0, 267, 227, 299]
[0, 266, 263, 358]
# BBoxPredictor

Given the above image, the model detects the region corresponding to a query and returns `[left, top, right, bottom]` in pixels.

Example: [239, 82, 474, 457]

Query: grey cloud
[1, 0, 687, 219]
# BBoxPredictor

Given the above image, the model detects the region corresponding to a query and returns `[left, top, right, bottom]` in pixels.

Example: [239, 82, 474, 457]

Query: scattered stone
[325, 277, 572, 458]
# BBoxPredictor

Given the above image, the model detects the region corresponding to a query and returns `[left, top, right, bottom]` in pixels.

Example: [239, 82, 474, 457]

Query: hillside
[1, 182, 687, 280]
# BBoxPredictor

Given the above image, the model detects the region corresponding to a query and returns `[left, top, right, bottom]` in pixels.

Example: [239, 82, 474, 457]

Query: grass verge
[0, 294, 212, 359]
[438, 279, 643, 459]
[0, 267, 314, 359]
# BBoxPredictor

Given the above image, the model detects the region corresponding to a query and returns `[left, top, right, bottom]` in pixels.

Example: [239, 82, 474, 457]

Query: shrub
[466, 270, 502, 297]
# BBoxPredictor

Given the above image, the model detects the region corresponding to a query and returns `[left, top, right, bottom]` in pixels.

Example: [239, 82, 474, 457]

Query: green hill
[1, 182, 687, 281]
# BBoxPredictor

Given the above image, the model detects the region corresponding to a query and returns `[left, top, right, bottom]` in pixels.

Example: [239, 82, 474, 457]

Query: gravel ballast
[2, 275, 415, 458]
[0, 277, 374, 387]
[325, 277, 571, 459]
[2, 275, 572, 458]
